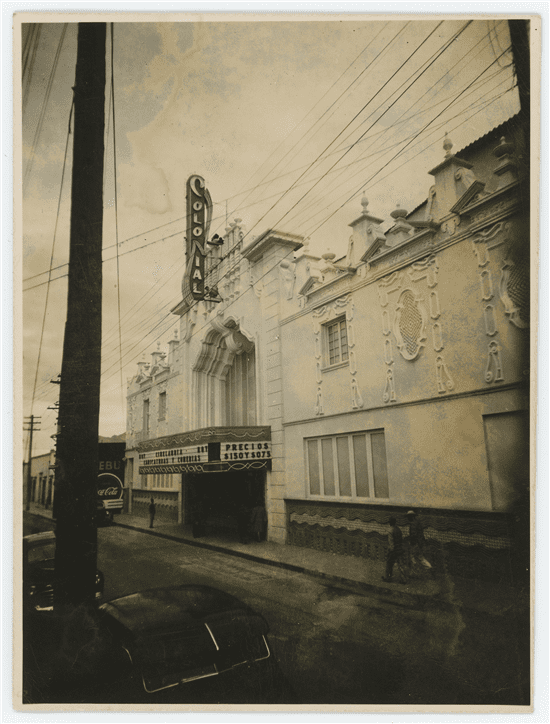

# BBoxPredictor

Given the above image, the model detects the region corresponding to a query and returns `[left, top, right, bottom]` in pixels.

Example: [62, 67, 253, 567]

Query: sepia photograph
[15, 9, 539, 712]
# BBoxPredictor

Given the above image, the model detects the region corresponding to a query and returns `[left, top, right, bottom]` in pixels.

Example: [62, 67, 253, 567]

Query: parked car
[23, 531, 104, 613]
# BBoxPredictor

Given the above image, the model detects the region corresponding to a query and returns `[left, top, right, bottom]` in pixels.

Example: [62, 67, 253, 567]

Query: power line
[30, 98, 74, 418]
[306, 44, 513, 240]
[24, 24, 68, 192]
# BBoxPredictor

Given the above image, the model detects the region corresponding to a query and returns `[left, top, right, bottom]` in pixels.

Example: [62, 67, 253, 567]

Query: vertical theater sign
[185, 174, 213, 301]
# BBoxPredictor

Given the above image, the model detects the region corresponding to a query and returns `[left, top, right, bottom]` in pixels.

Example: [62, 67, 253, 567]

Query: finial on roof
[174, 328, 179, 340]
[390, 203, 408, 220]
[443, 132, 453, 158]
[361, 191, 369, 214]
[494, 136, 514, 158]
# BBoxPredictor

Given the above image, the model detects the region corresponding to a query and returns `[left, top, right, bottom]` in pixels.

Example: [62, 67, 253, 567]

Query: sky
[19, 15, 520, 455]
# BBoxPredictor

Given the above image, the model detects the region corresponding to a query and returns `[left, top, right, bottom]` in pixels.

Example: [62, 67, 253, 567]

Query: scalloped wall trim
[289, 513, 510, 550]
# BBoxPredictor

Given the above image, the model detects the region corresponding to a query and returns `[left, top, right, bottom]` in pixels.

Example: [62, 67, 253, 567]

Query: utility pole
[24, 415, 40, 511]
[53, 23, 106, 611]
[508, 19, 531, 212]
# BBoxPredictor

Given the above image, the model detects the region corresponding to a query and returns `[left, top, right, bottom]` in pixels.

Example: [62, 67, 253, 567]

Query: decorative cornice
[137, 425, 272, 452]
[241, 228, 304, 263]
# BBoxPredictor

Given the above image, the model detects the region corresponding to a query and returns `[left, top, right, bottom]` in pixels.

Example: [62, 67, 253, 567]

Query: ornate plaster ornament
[383, 367, 396, 403]
[432, 322, 444, 352]
[500, 254, 529, 329]
[435, 355, 454, 393]
[351, 378, 364, 409]
[315, 386, 324, 416]
[480, 269, 494, 301]
[483, 304, 498, 337]
[393, 289, 428, 361]
[485, 341, 504, 383]
[471, 220, 511, 267]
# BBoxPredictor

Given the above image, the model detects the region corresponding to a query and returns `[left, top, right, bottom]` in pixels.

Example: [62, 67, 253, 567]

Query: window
[143, 399, 150, 432]
[325, 317, 349, 366]
[306, 430, 389, 499]
[146, 473, 176, 490]
[158, 391, 167, 420]
[225, 345, 256, 426]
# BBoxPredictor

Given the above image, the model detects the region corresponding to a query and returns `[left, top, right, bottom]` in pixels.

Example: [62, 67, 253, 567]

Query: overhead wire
[216, 21, 428, 246]
[287, 52, 512, 232]
[265, 21, 470, 237]
[306, 44, 513, 240]
[24, 24, 68, 192]
[29, 99, 74, 419]
[21, 22, 499, 291]
[109, 23, 125, 413]
[233, 22, 401, 222]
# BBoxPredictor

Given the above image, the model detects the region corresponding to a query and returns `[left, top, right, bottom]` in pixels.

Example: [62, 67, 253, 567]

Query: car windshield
[28, 542, 55, 564]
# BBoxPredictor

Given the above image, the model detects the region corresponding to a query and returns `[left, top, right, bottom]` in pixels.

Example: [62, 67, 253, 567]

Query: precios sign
[186, 175, 212, 300]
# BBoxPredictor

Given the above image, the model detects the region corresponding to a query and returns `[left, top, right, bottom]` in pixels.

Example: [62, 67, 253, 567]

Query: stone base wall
[286, 500, 519, 585]
[131, 490, 179, 523]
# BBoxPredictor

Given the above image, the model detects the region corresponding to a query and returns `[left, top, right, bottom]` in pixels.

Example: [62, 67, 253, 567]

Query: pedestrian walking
[406, 509, 432, 571]
[250, 502, 267, 542]
[382, 517, 408, 584]
[149, 497, 156, 528]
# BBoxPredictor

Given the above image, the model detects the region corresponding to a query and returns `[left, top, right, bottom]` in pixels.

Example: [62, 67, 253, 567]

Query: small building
[125, 114, 530, 582]
[23, 450, 56, 508]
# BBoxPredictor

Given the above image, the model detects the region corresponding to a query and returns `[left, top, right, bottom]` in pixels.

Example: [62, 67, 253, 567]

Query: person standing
[382, 517, 407, 584]
[149, 497, 156, 529]
[406, 509, 432, 570]
[250, 502, 267, 542]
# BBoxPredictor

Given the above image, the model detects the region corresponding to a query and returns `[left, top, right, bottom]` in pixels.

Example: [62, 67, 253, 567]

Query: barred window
[325, 317, 349, 366]
[146, 473, 176, 490]
[306, 430, 389, 499]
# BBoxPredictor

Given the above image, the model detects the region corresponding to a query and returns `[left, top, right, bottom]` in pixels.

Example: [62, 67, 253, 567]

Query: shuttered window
[306, 430, 389, 499]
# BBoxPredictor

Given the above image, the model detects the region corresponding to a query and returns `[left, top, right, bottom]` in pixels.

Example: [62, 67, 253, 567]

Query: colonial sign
[186, 174, 213, 300]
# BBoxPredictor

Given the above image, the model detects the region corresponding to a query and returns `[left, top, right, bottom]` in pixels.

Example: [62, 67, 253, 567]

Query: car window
[27, 542, 55, 564]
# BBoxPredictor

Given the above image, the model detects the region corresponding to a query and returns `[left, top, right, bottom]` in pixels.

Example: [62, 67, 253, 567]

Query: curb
[25, 510, 527, 619]
[112, 521, 511, 617]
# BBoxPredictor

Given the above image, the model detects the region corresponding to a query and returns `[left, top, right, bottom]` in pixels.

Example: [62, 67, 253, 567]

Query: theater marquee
[138, 427, 272, 474]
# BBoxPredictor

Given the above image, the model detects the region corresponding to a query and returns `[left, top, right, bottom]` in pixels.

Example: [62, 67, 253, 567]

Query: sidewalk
[26, 504, 528, 619]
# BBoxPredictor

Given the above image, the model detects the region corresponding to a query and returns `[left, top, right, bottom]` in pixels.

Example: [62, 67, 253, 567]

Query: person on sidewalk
[250, 502, 267, 542]
[149, 497, 156, 529]
[382, 517, 407, 584]
[406, 509, 432, 571]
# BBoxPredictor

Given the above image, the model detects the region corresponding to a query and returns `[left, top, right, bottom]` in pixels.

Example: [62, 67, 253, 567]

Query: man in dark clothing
[149, 498, 156, 528]
[382, 517, 407, 584]
[406, 509, 432, 570]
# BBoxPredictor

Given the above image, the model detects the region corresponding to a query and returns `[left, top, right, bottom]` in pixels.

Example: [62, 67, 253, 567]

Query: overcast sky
[20, 15, 519, 455]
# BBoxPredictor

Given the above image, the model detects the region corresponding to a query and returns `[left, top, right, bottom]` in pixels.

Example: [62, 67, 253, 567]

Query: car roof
[100, 584, 259, 636]
[24, 531, 56, 547]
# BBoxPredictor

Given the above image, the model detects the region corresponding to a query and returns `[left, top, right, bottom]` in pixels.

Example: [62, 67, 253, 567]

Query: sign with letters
[139, 440, 272, 474]
[186, 175, 212, 300]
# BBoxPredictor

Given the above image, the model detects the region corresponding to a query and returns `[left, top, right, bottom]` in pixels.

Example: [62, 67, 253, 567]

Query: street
[23, 514, 529, 705]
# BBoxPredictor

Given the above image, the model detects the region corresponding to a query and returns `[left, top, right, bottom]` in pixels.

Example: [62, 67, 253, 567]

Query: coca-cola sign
[97, 473, 123, 500]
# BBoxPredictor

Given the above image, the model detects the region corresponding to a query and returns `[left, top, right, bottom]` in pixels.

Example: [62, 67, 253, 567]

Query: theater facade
[125, 115, 531, 583]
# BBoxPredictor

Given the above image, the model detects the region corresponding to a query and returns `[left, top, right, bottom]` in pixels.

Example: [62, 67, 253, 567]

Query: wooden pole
[53, 23, 106, 610]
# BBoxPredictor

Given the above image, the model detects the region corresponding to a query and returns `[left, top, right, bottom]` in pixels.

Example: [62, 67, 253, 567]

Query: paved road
[97, 524, 528, 705]
[22, 515, 529, 705]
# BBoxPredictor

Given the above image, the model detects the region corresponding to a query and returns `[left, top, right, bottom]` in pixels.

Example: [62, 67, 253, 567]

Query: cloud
[119, 161, 172, 216]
